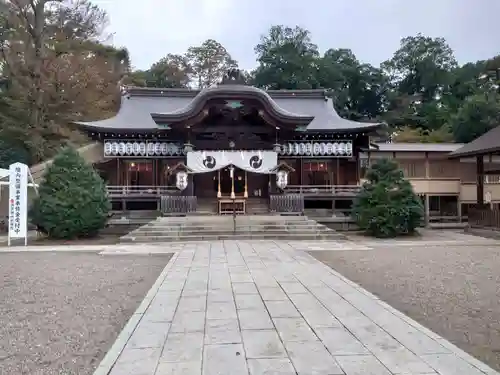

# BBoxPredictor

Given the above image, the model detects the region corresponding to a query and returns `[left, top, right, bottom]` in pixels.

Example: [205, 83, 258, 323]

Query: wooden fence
[468, 206, 500, 229]
[269, 194, 304, 214]
[160, 196, 197, 215]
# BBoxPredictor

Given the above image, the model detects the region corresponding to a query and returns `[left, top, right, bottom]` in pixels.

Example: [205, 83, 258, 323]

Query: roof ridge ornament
[220, 68, 247, 85]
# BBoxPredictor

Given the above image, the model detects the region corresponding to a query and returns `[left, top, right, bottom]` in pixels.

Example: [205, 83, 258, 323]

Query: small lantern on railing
[276, 170, 288, 190]
[176, 171, 188, 191]
[270, 162, 295, 193]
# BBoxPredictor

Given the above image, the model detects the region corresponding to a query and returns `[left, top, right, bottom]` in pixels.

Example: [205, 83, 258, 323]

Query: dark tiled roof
[449, 125, 500, 158]
[74, 85, 383, 133]
[371, 143, 463, 152]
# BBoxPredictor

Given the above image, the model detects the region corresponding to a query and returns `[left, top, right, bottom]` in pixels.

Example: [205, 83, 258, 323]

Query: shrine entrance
[192, 166, 270, 215]
[216, 166, 269, 198]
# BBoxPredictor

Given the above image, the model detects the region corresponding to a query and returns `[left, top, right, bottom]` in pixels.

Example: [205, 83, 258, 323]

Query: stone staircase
[195, 198, 269, 215]
[120, 215, 346, 242]
[245, 198, 269, 215]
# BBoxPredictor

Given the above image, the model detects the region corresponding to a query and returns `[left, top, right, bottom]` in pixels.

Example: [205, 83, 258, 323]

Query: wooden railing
[106, 185, 178, 198]
[468, 207, 500, 229]
[160, 196, 197, 215]
[284, 185, 361, 196]
[270, 194, 304, 214]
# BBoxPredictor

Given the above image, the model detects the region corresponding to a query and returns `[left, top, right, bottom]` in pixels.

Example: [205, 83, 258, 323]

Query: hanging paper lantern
[146, 142, 155, 156]
[305, 143, 313, 155]
[313, 143, 321, 155]
[338, 142, 346, 155]
[118, 142, 126, 155]
[298, 143, 306, 155]
[104, 142, 112, 156]
[319, 143, 326, 155]
[133, 142, 141, 155]
[332, 142, 339, 155]
[345, 141, 353, 155]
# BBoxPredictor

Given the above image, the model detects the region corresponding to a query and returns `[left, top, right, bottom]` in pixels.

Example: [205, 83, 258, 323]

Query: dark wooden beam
[191, 125, 272, 134]
[477, 155, 485, 205]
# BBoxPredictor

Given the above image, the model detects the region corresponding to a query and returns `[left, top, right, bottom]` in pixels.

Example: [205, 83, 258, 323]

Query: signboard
[8, 162, 28, 245]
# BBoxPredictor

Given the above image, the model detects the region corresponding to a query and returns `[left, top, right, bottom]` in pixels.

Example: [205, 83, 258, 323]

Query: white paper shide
[8, 162, 28, 242]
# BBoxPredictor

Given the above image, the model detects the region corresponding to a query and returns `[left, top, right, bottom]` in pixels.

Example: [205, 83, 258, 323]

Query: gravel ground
[0, 252, 171, 375]
[310, 244, 500, 371]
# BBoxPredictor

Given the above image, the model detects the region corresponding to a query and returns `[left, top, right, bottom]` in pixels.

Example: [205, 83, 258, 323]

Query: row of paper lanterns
[104, 140, 353, 157]
[104, 141, 184, 156]
[279, 141, 353, 156]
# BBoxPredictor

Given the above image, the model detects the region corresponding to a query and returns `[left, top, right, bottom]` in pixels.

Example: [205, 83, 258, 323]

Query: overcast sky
[93, 0, 499, 71]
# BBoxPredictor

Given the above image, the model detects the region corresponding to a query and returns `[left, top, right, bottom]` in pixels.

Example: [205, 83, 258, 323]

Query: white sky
[92, 0, 500, 70]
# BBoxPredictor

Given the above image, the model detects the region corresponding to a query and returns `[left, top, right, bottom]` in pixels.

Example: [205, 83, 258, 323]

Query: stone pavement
[93, 240, 500, 375]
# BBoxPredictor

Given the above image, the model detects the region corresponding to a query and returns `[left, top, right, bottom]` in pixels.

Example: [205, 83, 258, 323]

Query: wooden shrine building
[74, 72, 383, 215]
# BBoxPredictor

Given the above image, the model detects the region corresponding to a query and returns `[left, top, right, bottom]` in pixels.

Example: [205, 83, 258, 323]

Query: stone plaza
[90, 239, 500, 375]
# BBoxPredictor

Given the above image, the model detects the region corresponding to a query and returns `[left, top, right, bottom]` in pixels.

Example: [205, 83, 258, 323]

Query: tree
[186, 39, 237, 88]
[450, 93, 500, 143]
[392, 125, 454, 143]
[0, 139, 30, 168]
[30, 147, 110, 239]
[352, 159, 423, 238]
[319, 48, 388, 120]
[382, 34, 457, 129]
[0, 0, 125, 163]
[253, 25, 320, 90]
[144, 53, 192, 88]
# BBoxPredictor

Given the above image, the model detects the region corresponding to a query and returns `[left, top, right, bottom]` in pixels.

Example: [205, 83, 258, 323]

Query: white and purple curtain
[187, 151, 277, 174]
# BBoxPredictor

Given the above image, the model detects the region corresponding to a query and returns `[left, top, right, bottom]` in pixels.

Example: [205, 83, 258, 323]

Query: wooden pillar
[217, 169, 221, 198]
[477, 155, 484, 205]
[336, 158, 340, 185]
[424, 194, 430, 227]
[299, 158, 303, 185]
[244, 171, 248, 198]
[230, 167, 235, 199]
[425, 152, 429, 178]
[116, 158, 120, 185]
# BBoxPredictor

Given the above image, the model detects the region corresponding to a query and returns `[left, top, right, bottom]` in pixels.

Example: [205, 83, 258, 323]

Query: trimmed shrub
[352, 158, 423, 238]
[30, 147, 110, 239]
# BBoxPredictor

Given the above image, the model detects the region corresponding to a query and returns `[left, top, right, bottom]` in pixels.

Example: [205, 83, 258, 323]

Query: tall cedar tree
[352, 159, 423, 238]
[30, 147, 110, 239]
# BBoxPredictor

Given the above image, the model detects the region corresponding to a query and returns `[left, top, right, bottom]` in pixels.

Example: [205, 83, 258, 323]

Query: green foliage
[392, 125, 454, 143]
[450, 93, 500, 143]
[352, 159, 423, 238]
[30, 147, 110, 239]
[0, 139, 30, 168]
[253, 25, 320, 90]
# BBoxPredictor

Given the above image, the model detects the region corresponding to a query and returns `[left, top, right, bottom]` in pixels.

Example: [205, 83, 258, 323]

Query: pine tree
[352, 158, 423, 238]
[30, 147, 110, 239]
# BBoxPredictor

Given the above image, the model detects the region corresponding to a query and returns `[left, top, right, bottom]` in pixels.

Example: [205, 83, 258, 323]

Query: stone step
[119, 215, 344, 243]
[141, 223, 324, 230]
[126, 229, 329, 237]
[121, 233, 345, 242]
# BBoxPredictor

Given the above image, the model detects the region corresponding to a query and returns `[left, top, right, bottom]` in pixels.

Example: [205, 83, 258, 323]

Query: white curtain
[187, 151, 277, 174]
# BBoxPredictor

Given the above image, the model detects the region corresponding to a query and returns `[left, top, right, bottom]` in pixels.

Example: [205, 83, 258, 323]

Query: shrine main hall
[75, 77, 383, 215]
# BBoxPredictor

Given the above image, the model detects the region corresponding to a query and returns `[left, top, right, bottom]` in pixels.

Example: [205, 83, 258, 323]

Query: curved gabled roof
[151, 85, 314, 125]
[449, 125, 500, 158]
[74, 85, 383, 133]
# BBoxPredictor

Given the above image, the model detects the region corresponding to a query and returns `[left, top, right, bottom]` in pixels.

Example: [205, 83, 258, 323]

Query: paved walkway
[93, 240, 499, 375]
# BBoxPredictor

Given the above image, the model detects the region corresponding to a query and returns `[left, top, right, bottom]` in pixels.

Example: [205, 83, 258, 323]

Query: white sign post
[8, 162, 28, 246]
